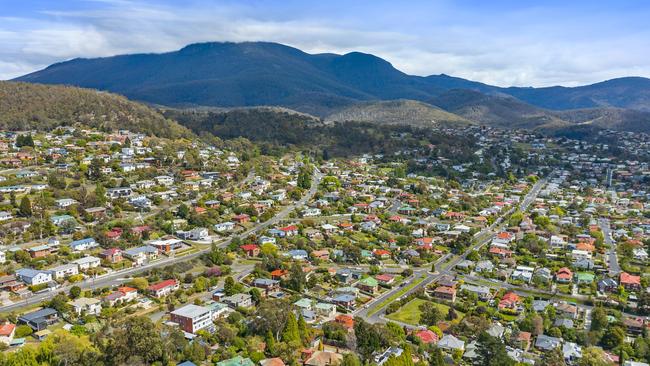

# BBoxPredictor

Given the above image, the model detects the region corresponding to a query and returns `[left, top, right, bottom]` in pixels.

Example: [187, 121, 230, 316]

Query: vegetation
[0, 82, 193, 139]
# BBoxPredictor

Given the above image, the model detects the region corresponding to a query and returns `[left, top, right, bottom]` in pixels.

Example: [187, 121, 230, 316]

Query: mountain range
[14, 41, 650, 132]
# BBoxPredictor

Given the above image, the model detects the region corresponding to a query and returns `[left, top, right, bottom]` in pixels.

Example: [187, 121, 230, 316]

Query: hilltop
[324, 99, 473, 127]
[0, 82, 193, 139]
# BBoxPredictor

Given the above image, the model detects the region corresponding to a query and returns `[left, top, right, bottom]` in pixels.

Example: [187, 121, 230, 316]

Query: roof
[259, 358, 285, 366]
[69, 297, 101, 307]
[415, 329, 438, 344]
[19, 308, 57, 322]
[148, 279, 178, 291]
[216, 356, 255, 366]
[0, 323, 16, 336]
[171, 304, 211, 318]
[438, 334, 465, 350]
[621, 272, 641, 285]
[358, 277, 378, 287]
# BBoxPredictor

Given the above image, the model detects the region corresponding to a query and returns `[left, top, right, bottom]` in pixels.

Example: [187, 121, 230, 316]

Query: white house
[48, 264, 79, 279]
[68, 298, 102, 316]
[16, 268, 53, 285]
[72, 256, 101, 270]
[214, 222, 235, 232]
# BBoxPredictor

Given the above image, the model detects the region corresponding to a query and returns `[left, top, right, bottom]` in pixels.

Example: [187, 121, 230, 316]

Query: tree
[353, 317, 386, 360]
[601, 325, 625, 350]
[287, 262, 306, 292]
[542, 347, 566, 366]
[250, 288, 262, 305]
[475, 332, 515, 366]
[590, 306, 608, 332]
[129, 277, 149, 291]
[282, 313, 301, 345]
[419, 302, 442, 326]
[94, 183, 107, 206]
[429, 347, 445, 366]
[100, 316, 165, 365]
[253, 299, 292, 341]
[69, 286, 81, 299]
[49, 294, 71, 314]
[265, 330, 276, 356]
[341, 353, 361, 366]
[177, 203, 190, 219]
[88, 158, 104, 181]
[19, 196, 32, 217]
[578, 347, 610, 366]
[224, 276, 240, 296]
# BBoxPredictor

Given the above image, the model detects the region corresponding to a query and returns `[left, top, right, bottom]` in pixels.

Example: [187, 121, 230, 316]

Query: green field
[367, 276, 425, 317]
[386, 298, 462, 325]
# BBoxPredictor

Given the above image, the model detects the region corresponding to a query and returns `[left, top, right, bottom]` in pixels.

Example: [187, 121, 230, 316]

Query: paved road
[599, 218, 620, 276]
[356, 174, 550, 324]
[0, 168, 322, 314]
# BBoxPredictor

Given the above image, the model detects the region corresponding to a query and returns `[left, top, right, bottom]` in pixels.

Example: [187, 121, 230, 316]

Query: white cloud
[1, 1, 650, 87]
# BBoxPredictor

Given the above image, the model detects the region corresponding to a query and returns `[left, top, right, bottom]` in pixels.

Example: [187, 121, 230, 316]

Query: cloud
[1, 0, 650, 87]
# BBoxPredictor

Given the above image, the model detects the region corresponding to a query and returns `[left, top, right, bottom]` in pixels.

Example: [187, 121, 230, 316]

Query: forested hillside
[0, 82, 193, 139]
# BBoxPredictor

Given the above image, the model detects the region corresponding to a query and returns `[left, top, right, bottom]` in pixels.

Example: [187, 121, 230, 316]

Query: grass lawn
[387, 298, 464, 326]
[367, 276, 425, 317]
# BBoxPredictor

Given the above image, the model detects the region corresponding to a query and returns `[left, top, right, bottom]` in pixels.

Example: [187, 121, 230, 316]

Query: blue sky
[1, 0, 650, 86]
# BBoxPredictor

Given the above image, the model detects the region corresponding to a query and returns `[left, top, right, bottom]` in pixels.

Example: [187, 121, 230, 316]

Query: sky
[1, 0, 650, 87]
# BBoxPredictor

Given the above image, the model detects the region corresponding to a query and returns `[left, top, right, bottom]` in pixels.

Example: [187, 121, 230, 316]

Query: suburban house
[16, 268, 52, 285]
[170, 304, 214, 333]
[68, 297, 102, 316]
[47, 263, 79, 279]
[72, 256, 101, 270]
[147, 279, 179, 298]
[620, 272, 641, 290]
[223, 293, 253, 309]
[28, 245, 52, 258]
[69, 238, 99, 252]
[123, 245, 159, 265]
[103, 286, 139, 306]
[100, 248, 123, 263]
[0, 323, 16, 345]
[432, 286, 457, 302]
[18, 308, 58, 331]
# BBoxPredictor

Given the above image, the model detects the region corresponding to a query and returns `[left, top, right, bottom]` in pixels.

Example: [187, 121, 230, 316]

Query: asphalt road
[599, 218, 620, 276]
[0, 168, 322, 314]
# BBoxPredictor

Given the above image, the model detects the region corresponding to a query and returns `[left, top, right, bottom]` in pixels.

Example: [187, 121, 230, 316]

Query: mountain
[325, 99, 473, 127]
[429, 89, 571, 130]
[14, 41, 650, 131]
[0, 81, 193, 138]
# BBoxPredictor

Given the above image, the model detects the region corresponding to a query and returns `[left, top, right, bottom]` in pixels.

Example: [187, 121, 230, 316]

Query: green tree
[590, 306, 608, 332]
[578, 347, 609, 366]
[287, 262, 306, 292]
[419, 302, 442, 326]
[282, 313, 301, 345]
[341, 353, 362, 366]
[601, 325, 625, 350]
[19, 196, 32, 217]
[475, 332, 515, 366]
[69, 286, 81, 299]
[100, 316, 165, 365]
[94, 183, 107, 206]
[542, 347, 566, 366]
[429, 347, 445, 366]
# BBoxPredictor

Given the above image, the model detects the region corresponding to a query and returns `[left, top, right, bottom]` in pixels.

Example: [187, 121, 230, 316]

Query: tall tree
[282, 313, 301, 345]
[475, 332, 515, 366]
[19, 196, 32, 217]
